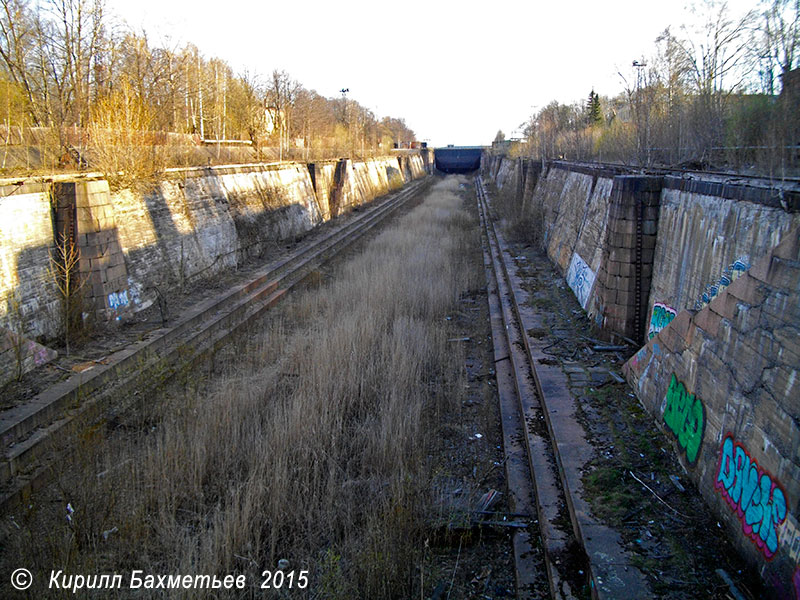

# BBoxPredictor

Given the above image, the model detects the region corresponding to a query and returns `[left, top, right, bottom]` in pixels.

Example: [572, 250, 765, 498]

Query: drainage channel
[476, 175, 649, 600]
[0, 178, 431, 511]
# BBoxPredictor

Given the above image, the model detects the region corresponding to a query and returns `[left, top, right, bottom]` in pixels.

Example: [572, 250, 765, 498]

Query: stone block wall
[308, 160, 339, 221]
[110, 162, 326, 311]
[419, 148, 434, 174]
[646, 177, 800, 340]
[408, 153, 426, 179]
[0, 153, 428, 361]
[494, 156, 517, 191]
[623, 227, 800, 596]
[72, 180, 133, 320]
[488, 158, 800, 345]
[591, 176, 662, 340]
[337, 155, 423, 214]
[0, 182, 60, 340]
[486, 156, 800, 596]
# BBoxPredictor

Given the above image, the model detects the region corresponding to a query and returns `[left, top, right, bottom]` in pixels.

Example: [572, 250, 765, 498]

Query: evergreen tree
[586, 90, 603, 125]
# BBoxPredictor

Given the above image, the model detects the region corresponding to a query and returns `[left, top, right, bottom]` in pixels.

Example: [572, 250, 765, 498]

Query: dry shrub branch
[88, 82, 165, 190]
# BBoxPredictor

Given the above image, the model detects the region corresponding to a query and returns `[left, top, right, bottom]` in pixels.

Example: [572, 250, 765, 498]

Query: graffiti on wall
[695, 257, 750, 309]
[715, 433, 788, 560]
[780, 514, 800, 565]
[648, 302, 677, 339]
[108, 290, 130, 316]
[566, 252, 595, 309]
[661, 374, 705, 463]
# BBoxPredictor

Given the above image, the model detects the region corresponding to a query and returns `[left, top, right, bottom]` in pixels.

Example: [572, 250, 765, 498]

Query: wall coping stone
[662, 176, 800, 211]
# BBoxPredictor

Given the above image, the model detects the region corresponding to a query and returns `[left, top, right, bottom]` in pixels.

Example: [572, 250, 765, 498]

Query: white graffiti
[779, 513, 800, 564]
[108, 290, 129, 312]
[566, 252, 596, 309]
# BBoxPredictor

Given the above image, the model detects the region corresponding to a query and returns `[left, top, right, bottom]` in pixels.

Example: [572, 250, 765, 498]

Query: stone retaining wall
[0, 153, 428, 385]
[623, 227, 800, 596]
[484, 154, 800, 597]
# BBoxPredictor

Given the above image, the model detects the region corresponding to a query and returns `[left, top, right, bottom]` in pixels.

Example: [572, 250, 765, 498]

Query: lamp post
[340, 88, 350, 156]
[632, 60, 650, 165]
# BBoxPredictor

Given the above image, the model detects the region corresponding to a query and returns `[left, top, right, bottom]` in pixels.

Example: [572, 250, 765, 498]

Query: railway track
[475, 175, 650, 600]
[0, 177, 430, 510]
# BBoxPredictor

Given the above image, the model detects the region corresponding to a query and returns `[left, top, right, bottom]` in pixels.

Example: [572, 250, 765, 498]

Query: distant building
[491, 138, 522, 155]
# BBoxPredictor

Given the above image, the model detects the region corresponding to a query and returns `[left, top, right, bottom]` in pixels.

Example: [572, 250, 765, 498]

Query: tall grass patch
[3, 178, 481, 598]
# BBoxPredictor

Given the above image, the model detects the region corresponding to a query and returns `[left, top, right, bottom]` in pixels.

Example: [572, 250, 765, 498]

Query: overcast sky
[106, 0, 759, 147]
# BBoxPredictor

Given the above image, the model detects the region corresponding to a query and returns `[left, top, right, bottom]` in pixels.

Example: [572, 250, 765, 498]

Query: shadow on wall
[127, 175, 315, 307]
[1, 242, 63, 386]
[2, 243, 61, 342]
[0, 155, 427, 363]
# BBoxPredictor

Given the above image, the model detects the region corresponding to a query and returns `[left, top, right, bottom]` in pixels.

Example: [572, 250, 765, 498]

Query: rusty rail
[476, 175, 650, 599]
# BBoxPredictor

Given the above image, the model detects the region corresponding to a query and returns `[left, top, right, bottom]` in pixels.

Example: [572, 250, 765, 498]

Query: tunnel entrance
[434, 146, 484, 173]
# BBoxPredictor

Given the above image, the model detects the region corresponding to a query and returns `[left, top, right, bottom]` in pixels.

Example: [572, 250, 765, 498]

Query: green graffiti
[663, 374, 705, 464]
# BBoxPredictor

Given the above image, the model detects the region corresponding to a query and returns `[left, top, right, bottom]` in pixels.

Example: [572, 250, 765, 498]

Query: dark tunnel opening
[434, 147, 484, 174]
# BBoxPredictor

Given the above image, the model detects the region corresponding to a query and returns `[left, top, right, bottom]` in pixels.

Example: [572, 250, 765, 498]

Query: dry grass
[3, 177, 483, 598]
[488, 181, 545, 248]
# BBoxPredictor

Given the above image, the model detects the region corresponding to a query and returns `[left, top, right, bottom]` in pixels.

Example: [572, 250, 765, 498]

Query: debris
[72, 361, 96, 373]
[473, 510, 530, 518]
[475, 489, 502, 513]
[66, 503, 74, 524]
[629, 471, 690, 519]
[102, 526, 118, 541]
[479, 520, 528, 529]
[592, 345, 628, 352]
[715, 569, 748, 600]
[277, 559, 290, 570]
[669, 475, 686, 493]
[471, 565, 492, 585]
[469, 433, 483, 440]
[447, 337, 471, 342]
[607, 370, 625, 383]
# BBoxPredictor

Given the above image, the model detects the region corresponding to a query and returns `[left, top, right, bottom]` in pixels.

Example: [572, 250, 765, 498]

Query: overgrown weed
[3, 177, 479, 598]
[486, 181, 544, 248]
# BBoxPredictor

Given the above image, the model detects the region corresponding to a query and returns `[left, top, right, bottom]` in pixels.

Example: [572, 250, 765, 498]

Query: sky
[105, 0, 759, 147]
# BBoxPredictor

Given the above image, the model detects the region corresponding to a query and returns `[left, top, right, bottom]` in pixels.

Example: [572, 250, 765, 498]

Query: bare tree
[662, 1, 757, 159]
[754, 0, 800, 93]
[0, 0, 43, 124]
[49, 228, 85, 355]
[267, 69, 298, 160]
[0, 1, 420, 173]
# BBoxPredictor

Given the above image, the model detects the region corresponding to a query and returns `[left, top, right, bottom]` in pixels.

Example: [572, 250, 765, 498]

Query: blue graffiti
[715, 434, 787, 560]
[108, 290, 129, 312]
[697, 258, 749, 309]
